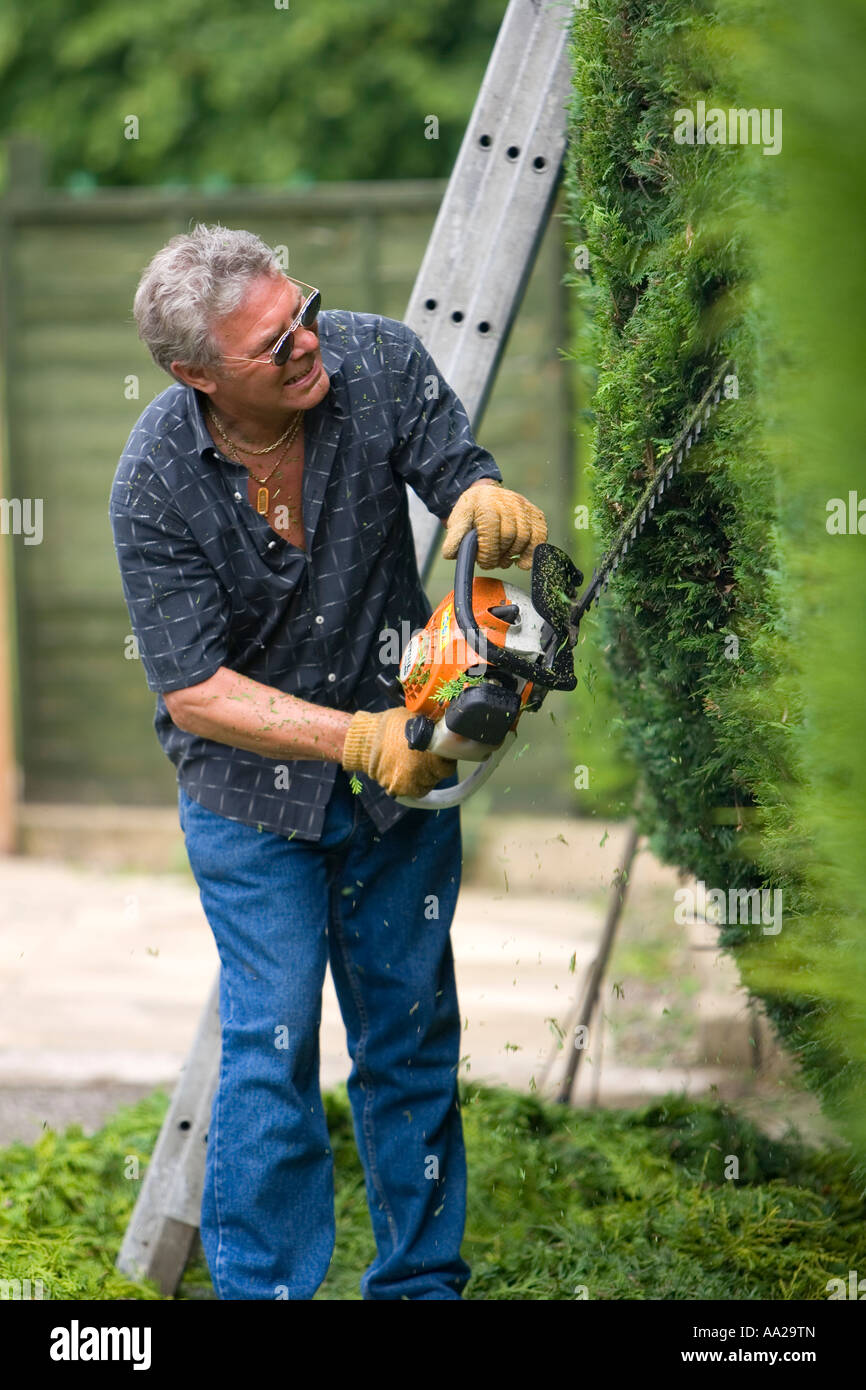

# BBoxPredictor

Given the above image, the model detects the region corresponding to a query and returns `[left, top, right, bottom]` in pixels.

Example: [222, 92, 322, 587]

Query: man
[110, 223, 547, 1300]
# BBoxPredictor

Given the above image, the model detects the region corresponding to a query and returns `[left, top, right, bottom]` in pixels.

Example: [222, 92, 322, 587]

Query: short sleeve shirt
[108, 310, 502, 840]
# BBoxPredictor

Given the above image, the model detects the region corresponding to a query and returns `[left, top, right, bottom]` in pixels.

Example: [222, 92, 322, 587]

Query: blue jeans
[178, 769, 469, 1300]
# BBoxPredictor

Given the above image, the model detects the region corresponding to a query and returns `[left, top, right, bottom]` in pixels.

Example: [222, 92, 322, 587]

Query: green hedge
[564, 0, 866, 1186]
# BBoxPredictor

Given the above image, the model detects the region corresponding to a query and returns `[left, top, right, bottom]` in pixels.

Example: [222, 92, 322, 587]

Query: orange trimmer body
[398, 578, 535, 719]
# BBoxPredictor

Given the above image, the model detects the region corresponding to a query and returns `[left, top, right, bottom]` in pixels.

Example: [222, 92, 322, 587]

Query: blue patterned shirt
[109, 310, 502, 839]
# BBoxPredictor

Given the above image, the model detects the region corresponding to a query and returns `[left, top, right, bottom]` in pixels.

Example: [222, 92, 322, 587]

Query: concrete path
[0, 819, 830, 1147]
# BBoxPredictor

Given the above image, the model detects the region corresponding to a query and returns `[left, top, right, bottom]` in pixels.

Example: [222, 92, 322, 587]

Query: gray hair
[133, 223, 284, 378]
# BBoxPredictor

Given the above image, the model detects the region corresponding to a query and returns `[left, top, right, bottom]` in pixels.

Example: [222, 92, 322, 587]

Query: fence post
[0, 485, 18, 853]
[0, 140, 43, 851]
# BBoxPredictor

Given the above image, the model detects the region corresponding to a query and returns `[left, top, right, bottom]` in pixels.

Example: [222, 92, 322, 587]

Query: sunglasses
[221, 278, 322, 368]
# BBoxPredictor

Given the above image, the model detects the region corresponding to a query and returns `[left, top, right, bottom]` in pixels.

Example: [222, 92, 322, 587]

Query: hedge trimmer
[384, 359, 734, 809]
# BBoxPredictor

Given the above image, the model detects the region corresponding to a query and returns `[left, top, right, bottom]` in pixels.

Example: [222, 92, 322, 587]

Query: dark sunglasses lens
[271, 292, 320, 365]
[272, 331, 294, 366]
[302, 291, 321, 325]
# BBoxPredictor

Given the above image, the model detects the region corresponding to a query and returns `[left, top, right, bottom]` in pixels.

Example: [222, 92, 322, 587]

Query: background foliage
[741, 0, 866, 1190]
[0, 0, 507, 190]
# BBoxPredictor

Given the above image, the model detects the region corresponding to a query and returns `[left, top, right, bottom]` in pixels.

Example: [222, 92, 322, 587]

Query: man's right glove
[342, 708, 456, 799]
[441, 483, 547, 571]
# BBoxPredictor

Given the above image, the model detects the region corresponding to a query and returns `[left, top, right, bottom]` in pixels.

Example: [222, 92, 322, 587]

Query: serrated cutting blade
[570, 358, 734, 625]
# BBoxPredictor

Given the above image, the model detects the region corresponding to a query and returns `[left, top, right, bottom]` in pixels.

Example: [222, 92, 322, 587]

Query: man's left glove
[441, 483, 547, 571]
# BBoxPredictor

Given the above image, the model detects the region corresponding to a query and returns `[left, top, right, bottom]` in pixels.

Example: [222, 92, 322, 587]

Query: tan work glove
[441, 482, 547, 571]
[342, 708, 456, 799]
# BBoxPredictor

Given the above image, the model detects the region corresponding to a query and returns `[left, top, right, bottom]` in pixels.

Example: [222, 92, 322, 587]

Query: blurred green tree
[0, 0, 507, 188]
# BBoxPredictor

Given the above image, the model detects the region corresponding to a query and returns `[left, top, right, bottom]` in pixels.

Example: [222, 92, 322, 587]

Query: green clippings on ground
[1, 1085, 863, 1302]
[0, 1093, 169, 1301]
[458, 1086, 866, 1301]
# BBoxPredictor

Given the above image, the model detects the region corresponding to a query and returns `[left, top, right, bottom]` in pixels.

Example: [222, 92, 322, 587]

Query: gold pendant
[256, 486, 269, 514]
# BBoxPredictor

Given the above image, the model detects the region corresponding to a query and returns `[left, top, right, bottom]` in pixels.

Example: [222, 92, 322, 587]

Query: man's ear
[171, 360, 220, 395]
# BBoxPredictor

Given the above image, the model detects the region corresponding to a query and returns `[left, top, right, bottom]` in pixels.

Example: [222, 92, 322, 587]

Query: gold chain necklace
[210, 408, 303, 515]
[207, 403, 301, 457]
[222, 419, 303, 519]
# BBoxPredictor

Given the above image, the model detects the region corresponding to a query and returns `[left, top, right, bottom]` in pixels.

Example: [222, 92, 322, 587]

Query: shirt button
[268, 541, 276, 549]
[315, 614, 324, 624]
[233, 491, 242, 500]
[327, 672, 336, 682]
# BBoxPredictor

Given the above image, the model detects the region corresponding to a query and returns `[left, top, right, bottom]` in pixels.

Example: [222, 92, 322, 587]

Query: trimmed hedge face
[564, 0, 866, 1181]
[565, 0, 790, 897]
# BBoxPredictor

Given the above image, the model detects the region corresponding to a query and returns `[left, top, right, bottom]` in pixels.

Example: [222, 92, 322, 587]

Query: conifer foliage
[565, 0, 785, 896]
[564, 0, 866, 1180]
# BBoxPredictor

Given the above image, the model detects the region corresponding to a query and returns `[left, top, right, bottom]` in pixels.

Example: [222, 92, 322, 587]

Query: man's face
[190, 273, 331, 417]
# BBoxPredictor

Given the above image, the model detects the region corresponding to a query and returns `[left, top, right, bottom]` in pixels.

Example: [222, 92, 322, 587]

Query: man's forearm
[167, 666, 354, 763]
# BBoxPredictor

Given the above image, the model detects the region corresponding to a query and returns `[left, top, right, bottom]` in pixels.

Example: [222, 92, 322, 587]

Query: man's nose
[292, 321, 319, 355]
